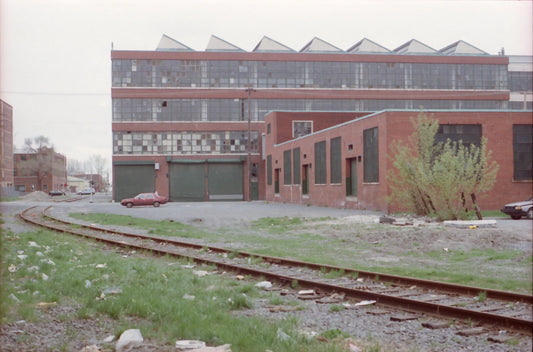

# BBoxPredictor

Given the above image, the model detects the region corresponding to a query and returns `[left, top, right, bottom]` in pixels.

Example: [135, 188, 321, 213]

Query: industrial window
[513, 124, 533, 180]
[293, 148, 301, 184]
[283, 150, 292, 185]
[330, 137, 342, 184]
[293, 121, 313, 138]
[436, 124, 481, 147]
[267, 155, 272, 185]
[363, 127, 379, 183]
[314, 141, 327, 184]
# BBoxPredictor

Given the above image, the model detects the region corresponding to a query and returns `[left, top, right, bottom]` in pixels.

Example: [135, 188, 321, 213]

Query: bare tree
[67, 158, 85, 175]
[88, 154, 107, 176]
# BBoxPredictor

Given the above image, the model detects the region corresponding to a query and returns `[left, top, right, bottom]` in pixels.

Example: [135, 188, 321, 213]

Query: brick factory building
[14, 149, 67, 194]
[263, 110, 532, 213]
[1, 100, 14, 194]
[111, 35, 532, 209]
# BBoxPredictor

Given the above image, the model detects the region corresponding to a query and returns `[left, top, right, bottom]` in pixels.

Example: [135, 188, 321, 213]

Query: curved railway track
[20, 205, 533, 334]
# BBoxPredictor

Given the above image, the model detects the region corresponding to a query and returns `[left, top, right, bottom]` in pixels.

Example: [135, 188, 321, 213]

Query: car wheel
[126, 202, 133, 208]
[153, 201, 160, 207]
[527, 208, 533, 220]
[511, 215, 521, 220]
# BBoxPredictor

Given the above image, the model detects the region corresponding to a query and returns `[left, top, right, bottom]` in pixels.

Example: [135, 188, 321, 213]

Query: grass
[1, 227, 350, 351]
[67, 212, 532, 294]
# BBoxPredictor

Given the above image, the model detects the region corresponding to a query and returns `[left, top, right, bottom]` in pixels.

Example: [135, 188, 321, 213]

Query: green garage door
[114, 164, 156, 202]
[169, 162, 206, 202]
[208, 161, 243, 200]
[168, 160, 243, 202]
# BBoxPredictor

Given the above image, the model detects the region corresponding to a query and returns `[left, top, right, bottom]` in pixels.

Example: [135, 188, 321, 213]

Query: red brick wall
[265, 110, 533, 213]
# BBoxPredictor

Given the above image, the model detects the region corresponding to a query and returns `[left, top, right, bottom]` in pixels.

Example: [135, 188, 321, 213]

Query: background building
[111, 35, 532, 206]
[1, 100, 14, 195]
[14, 149, 67, 193]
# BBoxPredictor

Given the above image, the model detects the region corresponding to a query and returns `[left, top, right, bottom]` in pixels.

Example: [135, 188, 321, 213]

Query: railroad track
[20, 205, 533, 335]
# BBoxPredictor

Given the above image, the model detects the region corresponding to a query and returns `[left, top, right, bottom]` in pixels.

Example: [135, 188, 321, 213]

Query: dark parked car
[120, 192, 168, 208]
[501, 197, 533, 220]
[49, 190, 65, 196]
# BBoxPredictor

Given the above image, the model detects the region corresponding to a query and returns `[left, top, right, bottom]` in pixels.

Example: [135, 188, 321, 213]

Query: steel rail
[40, 206, 532, 305]
[20, 206, 533, 333]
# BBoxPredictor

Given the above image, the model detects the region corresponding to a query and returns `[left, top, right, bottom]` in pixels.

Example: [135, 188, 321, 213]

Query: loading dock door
[114, 164, 156, 202]
[208, 162, 243, 200]
[169, 162, 206, 202]
[169, 160, 244, 202]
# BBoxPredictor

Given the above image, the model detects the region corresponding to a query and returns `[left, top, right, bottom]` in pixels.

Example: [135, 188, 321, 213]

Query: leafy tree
[19, 136, 65, 191]
[388, 111, 499, 220]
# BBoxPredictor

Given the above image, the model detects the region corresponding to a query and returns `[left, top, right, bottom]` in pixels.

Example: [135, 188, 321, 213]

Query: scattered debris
[276, 328, 290, 341]
[115, 329, 143, 352]
[102, 335, 115, 343]
[422, 321, 449, 329]
[457, 327, 485, 336]
[79, 344, 101, 352]
[175, 339, 206, 350]
[390, 313, 419, 322]
[95, 263, 107, 269]
[8, 264, 17, 273]
[235, 275, 245, 280]
[183, 294, 195, 300]
[255, 281, 272, 289]
[193, 270, 209, 277]
[37, 302, 57, 309]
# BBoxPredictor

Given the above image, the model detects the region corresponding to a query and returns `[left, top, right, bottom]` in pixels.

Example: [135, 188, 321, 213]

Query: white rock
[85, 280, 92, 288]
[17, 255, 28, 260]
[42, 273, 49, 281]
[116, 329, 143, 352]
[255, 281, 272, 289]
[36, 251, 44, 257]
[183, 294, 195, 300]
[28, 241, 40, 248]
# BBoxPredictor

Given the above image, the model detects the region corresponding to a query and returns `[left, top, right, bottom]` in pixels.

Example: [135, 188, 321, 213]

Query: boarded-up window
[267, 155, 272, 185]
[330, 137, 342, 184]
[363, 127, 379, 183]
[293, 121, 313, 138]
[513, 124, 533, 180]
[283, 150, 292, 185]
[293, 148, 301, 184]
[314, 141, 327, 184]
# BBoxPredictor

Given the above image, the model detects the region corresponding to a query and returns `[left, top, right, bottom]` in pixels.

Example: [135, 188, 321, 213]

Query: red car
[120, 192, 168, 208]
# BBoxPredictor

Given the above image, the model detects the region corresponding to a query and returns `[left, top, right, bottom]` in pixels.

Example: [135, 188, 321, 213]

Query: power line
[0, 90, 109, 97]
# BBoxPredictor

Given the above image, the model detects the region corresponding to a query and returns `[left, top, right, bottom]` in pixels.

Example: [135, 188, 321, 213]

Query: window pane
[363, 127, 379, 183]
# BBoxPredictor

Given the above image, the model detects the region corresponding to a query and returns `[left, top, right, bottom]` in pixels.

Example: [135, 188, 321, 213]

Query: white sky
[1, 0, 532, 174]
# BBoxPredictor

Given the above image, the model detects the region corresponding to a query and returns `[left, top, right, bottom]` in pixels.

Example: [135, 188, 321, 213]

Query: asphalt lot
[2, 193, 532, 235]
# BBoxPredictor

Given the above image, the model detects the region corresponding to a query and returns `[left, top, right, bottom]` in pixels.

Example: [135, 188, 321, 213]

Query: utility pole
[247, 87, 252, 201]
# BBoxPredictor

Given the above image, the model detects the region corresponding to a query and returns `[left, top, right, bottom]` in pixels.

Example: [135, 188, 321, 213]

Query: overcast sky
[1, 0, 532, 174]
